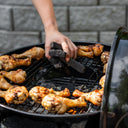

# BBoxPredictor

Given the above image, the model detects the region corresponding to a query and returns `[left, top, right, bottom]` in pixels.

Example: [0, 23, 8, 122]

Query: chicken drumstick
[73, 75, 106, 106]
[0, 69, 27, 84]
[78, 45, 93, 52]
[0, 85, 28, 104]
[72, 88, 103, 106]
[103, 63, 108, 74]
[99, 75, 106, 88]
[77, 49, 94, 58]
[29, 86, 70, 103]
[92, 43, 104, 56]
[78, 43, 104, 58]
[12, 47, 45, 60]
[0, 75, 12, 90]
[0, 55, 31, 71]
[101, 51, 110, 64]
[41, 94, 87, 114]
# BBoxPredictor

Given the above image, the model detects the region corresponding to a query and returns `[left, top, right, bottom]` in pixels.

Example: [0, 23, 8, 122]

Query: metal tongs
[49, 42, 85, 73]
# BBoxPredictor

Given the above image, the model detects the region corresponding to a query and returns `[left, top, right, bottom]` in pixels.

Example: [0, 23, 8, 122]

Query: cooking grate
[0, 42, 111, 117]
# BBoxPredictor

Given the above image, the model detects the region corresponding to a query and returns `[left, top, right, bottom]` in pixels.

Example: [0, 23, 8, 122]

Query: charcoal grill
[1, 26, 128, 128]
[0, 42, 110, 120]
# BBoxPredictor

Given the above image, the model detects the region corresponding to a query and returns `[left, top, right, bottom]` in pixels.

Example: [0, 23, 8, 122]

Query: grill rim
[0, 103, 100, 118]
[0, 42, 111, 118]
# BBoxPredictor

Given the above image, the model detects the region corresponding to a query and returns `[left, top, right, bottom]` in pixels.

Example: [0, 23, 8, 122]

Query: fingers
[45, 37, 77, 61]
[61, 40, 78, 61]
[67, 40, 78, 59]
[61, 41, 70, 62]
[45, 43, 51, 59]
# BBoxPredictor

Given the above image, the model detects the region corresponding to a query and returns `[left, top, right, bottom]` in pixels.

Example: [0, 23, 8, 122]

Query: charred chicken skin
[0, 55, 31, 71]
[78, 43, 104, 58]
[92, 43, 104, 56]
[0, 85, 28, 104]
[29, 86, 70, 103]
[41, 94, 87, 114]
[0, 69, 27, 84]
[72, 88, 103, 106]
[12, 47, 45, 60]
[0, 75, 12, 90]
[101, 51, 110, 64]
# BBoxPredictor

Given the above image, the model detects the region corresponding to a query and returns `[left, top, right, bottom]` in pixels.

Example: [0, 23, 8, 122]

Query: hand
[45, 29, 78, 61]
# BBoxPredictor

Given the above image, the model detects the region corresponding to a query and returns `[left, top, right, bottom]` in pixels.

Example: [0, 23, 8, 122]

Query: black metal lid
[100, 26, 128, 128]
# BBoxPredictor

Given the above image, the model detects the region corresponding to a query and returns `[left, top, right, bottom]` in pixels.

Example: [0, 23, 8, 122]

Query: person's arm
[32, 0, 77, 61]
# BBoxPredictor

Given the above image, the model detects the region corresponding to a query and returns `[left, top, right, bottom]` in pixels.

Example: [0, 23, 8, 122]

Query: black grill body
[0, 42, 111, 128]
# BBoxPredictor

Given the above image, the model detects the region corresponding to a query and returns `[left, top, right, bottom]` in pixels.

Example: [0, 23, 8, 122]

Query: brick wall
[0, 0, 127, 51]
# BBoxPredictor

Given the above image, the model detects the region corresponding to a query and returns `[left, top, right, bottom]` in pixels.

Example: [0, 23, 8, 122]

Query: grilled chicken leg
[78, 43, 104, 58]
[103, 63, 108, 74]
[12, 47, 45, 60]
[0, 85, 28, 104]
[92, 43, 104, 56]
[41, 94, 87, 114]
[99, 75, 106, 88]
[78, 45, 93, 52]
[101, 51, 110, 64]
[77, 49, 94, 58]
[0, 69, 27, 84]
[72, 88, 103, 106]
[0, 55, 31, 71]
[73, 75, 106, 106]
[29, 86, 70, 103]
[0, 75, 12, 90]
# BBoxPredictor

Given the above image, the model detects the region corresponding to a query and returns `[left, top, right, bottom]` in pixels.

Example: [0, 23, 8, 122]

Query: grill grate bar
[39, 108, 45, 114]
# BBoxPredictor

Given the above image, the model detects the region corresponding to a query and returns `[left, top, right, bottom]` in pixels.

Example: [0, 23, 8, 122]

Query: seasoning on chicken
[72, 88, 103, 106]
[73, 74, 106, 106]
[29, 86, 70, 103]
[41, 94, 87, 114]
[0, 55, 31, 71]
[0, 69, 27, 84]
[77, 49, 94, 58]
[78, 45, 93, 52]
[99, 75, 106, 88]
[78, 43, 104, 58]
[0, 85, 28, 104]
[103, 63, 108, 74]
[101, 51, 110, 64]
[92, 43, 104, 56]
[0, 75, 12, 90]
[12, 47, 45, 60]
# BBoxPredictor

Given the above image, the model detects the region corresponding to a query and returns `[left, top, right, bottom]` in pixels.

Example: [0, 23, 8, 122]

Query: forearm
[32, 0, 58, 32]
[32, 0, 77, 60]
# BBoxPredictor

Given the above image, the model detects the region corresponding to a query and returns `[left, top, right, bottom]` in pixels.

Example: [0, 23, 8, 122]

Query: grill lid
[100, 26, 128, 128]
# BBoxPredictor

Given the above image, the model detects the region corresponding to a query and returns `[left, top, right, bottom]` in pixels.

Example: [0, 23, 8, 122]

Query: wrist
[44, 21, 58, 33]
